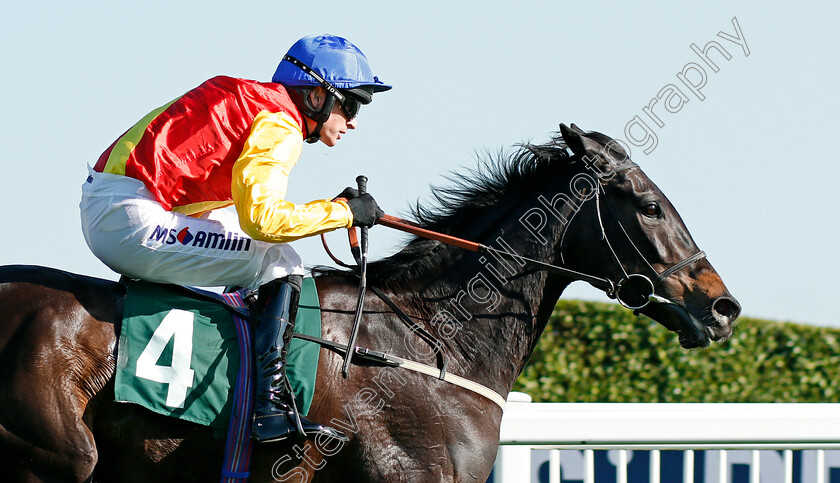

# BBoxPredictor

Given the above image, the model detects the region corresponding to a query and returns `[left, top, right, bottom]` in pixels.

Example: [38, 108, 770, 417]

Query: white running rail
[493, 393, 840, 483]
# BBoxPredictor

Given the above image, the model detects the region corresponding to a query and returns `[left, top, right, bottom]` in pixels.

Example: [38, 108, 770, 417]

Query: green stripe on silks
[114, 278, 322, 433]
[102, 98, 178, 175]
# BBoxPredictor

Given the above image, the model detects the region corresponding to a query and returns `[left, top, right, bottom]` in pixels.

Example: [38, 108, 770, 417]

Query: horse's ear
[560, 123, 587, 158]
[569, 123, 586, 135]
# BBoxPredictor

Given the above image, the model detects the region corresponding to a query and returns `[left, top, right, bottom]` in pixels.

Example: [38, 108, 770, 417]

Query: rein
[376, 215, 616, 292]
[376, 199, 704, 311]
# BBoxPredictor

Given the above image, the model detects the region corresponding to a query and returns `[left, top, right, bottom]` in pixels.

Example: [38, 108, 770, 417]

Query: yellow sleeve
[231, 110, 353, 243]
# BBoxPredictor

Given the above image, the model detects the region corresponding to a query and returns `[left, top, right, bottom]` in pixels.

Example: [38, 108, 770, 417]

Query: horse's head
[557, 123, 740, 348]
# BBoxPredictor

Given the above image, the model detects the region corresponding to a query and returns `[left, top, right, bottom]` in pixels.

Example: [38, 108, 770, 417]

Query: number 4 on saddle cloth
[114, 277, 322, 435]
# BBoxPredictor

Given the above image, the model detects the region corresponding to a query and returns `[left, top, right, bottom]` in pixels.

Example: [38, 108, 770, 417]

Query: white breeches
[80, 167, 303, 289]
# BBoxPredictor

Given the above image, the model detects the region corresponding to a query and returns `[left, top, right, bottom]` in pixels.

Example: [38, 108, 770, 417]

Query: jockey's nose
[347, 118, 357, 130]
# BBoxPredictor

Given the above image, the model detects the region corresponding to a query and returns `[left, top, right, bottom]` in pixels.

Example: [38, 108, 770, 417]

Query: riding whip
[341, 175, 369, 378]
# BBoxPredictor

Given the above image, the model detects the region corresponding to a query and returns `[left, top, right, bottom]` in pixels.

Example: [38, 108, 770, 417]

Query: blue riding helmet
[273, 34, 391, 143]
[272, 34, 391, 99]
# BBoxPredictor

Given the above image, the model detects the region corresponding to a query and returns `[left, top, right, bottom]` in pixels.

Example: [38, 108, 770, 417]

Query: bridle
[559, 161, 707, 310]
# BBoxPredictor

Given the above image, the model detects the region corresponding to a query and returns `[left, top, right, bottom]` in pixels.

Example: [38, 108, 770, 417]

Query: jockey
[80, 34, 390, 443]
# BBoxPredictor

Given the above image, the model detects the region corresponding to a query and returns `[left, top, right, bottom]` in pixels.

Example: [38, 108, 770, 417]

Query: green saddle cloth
[114, 278, 322, 432]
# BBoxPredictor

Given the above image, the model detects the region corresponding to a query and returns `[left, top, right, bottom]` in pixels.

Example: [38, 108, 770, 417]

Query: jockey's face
[318, 101, 357, 147]
[306, 87, 358, 147]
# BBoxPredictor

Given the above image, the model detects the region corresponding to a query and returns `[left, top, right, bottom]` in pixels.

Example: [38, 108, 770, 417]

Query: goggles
[283, 54, 362, 119]
[338, 94, 362, 120]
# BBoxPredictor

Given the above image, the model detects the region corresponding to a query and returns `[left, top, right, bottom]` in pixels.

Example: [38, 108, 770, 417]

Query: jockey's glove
[334, 187, 360, 201]
[346, 193, 384, 227]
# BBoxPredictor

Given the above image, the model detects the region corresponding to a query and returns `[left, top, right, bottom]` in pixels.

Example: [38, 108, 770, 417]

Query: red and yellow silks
[94, 76, 352, 242]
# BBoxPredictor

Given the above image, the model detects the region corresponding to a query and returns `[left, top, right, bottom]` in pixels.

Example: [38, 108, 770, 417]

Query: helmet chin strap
[304, 94, 338, 144]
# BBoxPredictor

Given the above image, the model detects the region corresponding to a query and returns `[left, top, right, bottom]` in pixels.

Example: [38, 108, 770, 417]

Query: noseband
[561, 162, 706, 310]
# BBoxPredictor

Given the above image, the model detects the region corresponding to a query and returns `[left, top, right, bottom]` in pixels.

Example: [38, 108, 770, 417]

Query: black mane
[313, 134, 575, 288]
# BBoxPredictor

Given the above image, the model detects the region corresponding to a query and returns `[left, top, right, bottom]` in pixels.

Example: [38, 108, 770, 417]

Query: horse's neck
[386, 160, 585, 395]
[415, 222, 572, 396]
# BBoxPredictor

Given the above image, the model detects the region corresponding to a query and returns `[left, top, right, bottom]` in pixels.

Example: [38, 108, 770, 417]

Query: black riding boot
[251, 276, 348, 443]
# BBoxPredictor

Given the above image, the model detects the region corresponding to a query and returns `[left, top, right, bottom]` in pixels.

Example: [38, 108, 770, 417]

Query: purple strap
[219, 291, 254, 482]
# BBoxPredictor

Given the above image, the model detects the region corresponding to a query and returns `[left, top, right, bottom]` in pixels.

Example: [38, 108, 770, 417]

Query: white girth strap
[354, 347, 507, 410]
[399, 359, 508, 410]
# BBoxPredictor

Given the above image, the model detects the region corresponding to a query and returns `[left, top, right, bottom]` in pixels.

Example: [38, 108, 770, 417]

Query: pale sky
[1, 1, 838, 327]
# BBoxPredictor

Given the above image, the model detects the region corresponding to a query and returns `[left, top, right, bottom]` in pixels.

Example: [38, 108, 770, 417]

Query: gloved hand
[333, 187, 360, 201]
[346, 193, 384, 227]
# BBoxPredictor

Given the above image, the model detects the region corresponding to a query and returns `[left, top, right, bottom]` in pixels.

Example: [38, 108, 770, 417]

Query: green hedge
[513, 300, 840, 403]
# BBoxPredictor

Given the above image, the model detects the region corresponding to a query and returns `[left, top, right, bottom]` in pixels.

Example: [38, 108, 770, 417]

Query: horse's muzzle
[706, 295, 740, 341]
[713, 296, 741, 321]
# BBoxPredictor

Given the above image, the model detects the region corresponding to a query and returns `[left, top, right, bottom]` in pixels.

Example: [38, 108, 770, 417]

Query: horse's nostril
[713, 296, 741, 320]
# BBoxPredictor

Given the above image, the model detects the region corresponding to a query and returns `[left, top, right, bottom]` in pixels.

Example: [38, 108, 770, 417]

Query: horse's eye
[643, 202, 661, 217]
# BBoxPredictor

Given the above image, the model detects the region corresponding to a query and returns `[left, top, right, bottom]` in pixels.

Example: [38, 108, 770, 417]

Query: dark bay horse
[0, 124, 740, 482]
